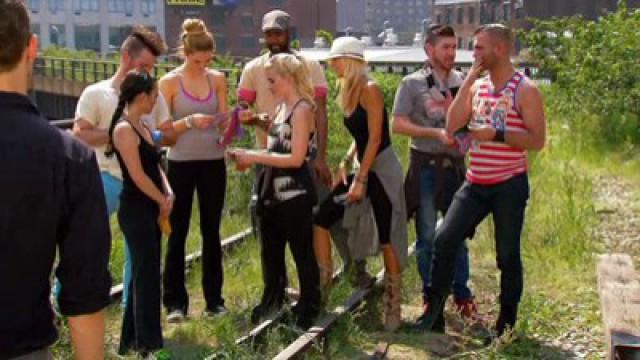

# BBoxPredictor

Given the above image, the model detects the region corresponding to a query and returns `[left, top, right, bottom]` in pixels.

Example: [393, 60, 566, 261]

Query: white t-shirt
[75, 78, 170, 180]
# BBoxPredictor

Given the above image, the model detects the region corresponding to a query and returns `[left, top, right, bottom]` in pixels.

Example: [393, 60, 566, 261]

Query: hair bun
[182, 19, 206, 36]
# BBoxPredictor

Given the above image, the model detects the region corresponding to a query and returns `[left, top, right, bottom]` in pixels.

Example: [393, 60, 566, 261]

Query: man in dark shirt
[0, 1, 112, 359]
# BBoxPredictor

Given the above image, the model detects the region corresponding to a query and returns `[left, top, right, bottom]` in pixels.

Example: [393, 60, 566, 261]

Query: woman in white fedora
[313, 36, 408, 331]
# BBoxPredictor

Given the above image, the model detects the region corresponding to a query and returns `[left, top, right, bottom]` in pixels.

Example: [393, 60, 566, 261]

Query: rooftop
[301, 47, 475, 65]
[434, 0, 479, 5]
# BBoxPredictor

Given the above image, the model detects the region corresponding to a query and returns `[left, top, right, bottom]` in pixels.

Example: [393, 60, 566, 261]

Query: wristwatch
[185, 115, 194, 129]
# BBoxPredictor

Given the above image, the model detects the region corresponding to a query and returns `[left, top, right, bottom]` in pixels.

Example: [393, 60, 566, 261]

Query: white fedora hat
[326, 36, 366, 61]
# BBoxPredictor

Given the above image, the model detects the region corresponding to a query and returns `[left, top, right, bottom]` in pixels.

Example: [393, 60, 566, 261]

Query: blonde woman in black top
[229, 53, 320, 330]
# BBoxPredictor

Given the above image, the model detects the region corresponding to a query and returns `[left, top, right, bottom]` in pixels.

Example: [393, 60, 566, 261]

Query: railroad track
[234, 265, 347, 348]
[273, 243, 417, 360]
[109, 228, 253, 302]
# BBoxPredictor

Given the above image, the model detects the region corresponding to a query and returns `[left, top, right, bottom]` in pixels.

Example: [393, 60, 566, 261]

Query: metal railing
[33, 56, 236, 83]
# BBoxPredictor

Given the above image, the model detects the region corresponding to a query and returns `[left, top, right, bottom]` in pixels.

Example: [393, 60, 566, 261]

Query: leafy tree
[520, 0, 640, 144]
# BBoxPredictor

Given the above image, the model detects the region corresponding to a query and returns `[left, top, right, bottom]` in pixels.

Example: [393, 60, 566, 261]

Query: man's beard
[432, 57, 454, 72]
[267, 43, 290, 54]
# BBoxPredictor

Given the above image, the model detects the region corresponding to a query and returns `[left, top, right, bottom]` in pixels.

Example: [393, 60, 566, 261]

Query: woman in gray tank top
[158, 19, 229, 322]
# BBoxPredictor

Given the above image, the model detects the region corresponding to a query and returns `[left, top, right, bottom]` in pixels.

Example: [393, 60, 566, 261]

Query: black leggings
[163, 159, 226, 313]
[314, 173, 392, 244]
[118, 199, 162, 354]
[259, 195, 320, 320]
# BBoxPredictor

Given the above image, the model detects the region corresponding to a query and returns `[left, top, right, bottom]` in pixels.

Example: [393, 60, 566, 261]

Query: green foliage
[315, 29, 334, 46]
[42, 46, 99, 60]
[290, 39, 301, 50]
[520, 0, 640, 145]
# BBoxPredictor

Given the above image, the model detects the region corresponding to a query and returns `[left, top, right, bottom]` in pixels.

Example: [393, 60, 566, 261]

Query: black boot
[413, 293, 447, 333]
[495, 303, 518, 337]
[484, 303, 518, 346]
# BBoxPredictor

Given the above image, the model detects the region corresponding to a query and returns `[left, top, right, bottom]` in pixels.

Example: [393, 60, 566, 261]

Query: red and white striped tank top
[467, 72, 527, 185]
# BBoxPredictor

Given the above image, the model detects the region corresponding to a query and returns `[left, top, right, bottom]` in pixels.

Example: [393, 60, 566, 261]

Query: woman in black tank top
[228, 53, 321, 330]
[105, 70, 174, 357]
[314, 37, 404, 332]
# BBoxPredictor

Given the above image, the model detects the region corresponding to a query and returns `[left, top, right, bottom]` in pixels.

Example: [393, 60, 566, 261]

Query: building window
[141, 0, 156, 15]
[468, 38, 474, 50]
[436, 14, 442, 24]
[457, 37, 463, 49]
[211, 10, 226, 26]
[515, 7, 524, 19]
[28, 0, 40, 12]
[266, 0, 283, 5]
[73, 0, 99, 12]
[214, 34, 225, 52]
[109, 0, 133, 14]
[31, 24, 41, 42]
[445, 8, 452, 24]
[503, 4, 511, 21]
[109, 26, 133, 51]
[74, 24, 100, 52]
[240, 35, 255, 49]
[49, 24, 66, 47]
[48, 0, 64, 12]
[457, 7, 464, 24]
[240, 14, 254, 27]
[468, 6, 475, 24]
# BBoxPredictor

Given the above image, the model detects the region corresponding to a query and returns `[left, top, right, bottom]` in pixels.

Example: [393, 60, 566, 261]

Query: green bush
[521, 0, 640, 145]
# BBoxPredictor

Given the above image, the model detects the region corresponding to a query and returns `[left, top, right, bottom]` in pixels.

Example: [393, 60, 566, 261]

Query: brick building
[337, 0, 432, 44]
[164, 0, 336, 58]
[433, 0, 640, 52]
[432, 0, 525, 51]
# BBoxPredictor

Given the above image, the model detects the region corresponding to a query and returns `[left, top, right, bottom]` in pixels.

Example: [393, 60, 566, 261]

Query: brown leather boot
[383, 273, 402, 331]
[313, 227, 333, 289]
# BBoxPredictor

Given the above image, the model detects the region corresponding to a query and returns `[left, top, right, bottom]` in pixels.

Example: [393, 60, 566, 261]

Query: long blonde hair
[334, 58, 368, 115]
[265, 53, 316, 111]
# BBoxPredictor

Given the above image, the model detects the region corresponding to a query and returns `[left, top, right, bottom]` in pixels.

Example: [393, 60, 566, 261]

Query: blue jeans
[431, 173, 529, 306]
[415, 165, 472, 301]
[54, 172, 132, 307]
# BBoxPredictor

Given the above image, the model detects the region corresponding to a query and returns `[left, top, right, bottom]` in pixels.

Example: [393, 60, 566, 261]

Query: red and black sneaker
[454, 297, 483, 323]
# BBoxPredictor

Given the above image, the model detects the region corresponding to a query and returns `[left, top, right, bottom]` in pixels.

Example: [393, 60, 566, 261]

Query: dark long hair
[105, 70, 156, 157]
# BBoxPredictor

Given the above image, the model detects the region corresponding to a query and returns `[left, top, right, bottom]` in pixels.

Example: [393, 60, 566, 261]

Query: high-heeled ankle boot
[383, 273, 402, 331]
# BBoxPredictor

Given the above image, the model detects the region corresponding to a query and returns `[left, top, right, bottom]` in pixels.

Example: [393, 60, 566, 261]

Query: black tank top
[343, 103, 391, 162]
[115, 121, 163, 205]
[257, 100, 317, 208]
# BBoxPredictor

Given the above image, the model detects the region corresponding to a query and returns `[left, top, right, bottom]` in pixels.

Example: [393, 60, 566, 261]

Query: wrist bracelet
[185, 115, 194, 129]
[151, 130, 163, 144]
[493, 128, 506, 143]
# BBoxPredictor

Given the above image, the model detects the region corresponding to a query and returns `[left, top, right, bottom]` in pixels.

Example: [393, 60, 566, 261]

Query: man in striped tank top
[420, 24, 546, 343]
